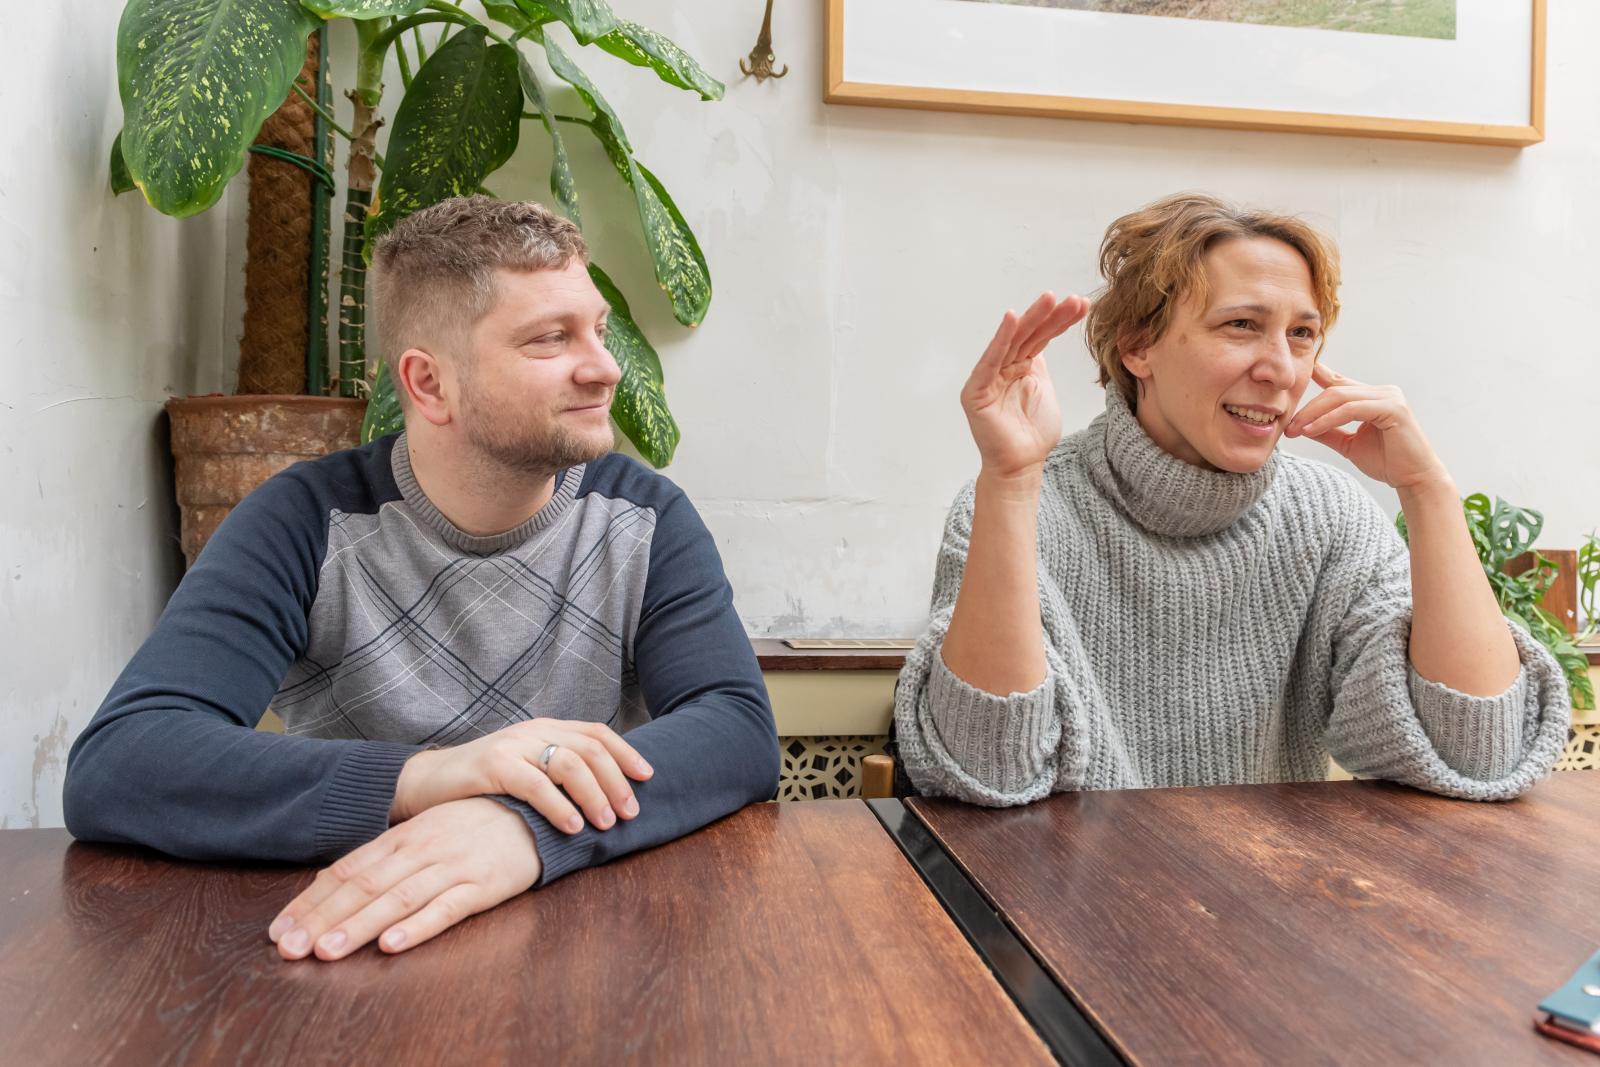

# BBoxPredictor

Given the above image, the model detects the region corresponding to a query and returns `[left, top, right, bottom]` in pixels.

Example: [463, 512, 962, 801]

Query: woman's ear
[1118, 327, 1153, 382]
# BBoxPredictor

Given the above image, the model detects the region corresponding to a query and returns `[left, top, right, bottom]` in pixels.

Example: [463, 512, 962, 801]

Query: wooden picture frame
[824, 0, 1545, 148]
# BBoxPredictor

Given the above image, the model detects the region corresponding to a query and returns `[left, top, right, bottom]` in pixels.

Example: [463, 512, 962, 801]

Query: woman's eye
[1290, 327, 1317, 340]
[1226, 319, 1253, 330]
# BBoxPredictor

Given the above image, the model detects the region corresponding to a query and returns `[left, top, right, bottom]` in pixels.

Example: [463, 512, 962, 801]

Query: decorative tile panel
[776, 735, 888, 801]
[1557, 725, 1599, 772]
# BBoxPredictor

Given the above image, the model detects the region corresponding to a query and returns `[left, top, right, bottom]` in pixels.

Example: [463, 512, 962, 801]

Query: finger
[564, 721, 652, 782]
[1286, 385, 1383, 435]
[1018, 295, 1089, 363]
[1311, 361, 1362, 389]
[278, 846, 428, 961]
[972, 311, 1020, 377]
[1005, 292, 1057, 364]
[548, 730, 639, 820]
[1296, 399, 1397, 439]
[313, 863, 455, 961]
[500, 760, 584, 834]
[545, 747, 616, 830]
[1304, 426, 1358, 456]
[269, 833, 398, 945]
[379, 883, 495, 955]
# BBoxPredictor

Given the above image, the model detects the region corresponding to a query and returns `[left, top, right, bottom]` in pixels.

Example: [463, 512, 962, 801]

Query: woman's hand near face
[1284, 362, 1451, 492]
[962, 293, 1089, 481]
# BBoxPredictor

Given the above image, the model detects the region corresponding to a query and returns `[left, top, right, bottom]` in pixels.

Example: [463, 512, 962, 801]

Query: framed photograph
[824, 0, 1545, 147]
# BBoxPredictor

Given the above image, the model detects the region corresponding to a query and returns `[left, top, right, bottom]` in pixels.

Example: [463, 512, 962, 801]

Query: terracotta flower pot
[166, 395, 367, 567]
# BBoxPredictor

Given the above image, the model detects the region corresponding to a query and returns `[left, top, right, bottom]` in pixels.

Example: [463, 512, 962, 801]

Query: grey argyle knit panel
[271, 467, 654, 746]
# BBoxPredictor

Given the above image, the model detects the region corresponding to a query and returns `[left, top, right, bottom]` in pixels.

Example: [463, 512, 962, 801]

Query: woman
[894, 193, 1569, 805]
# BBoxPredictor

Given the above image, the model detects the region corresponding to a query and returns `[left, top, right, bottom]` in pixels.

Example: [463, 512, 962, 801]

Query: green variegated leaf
[118, 0, 318, 217]
[542, 33, 629, 150]
[368, 29, 523, 242]
[110, 132, 135, 195]
[299, 0, 427, 17]
[361, 361, 405, 443]
[590, 263, 678, 467]
[515, 52, 580, 227]
[595, 21, 723, 100]
[485, 0, 548, 35]
[544, 37, 711, 325]
[524, 0, 616, 44]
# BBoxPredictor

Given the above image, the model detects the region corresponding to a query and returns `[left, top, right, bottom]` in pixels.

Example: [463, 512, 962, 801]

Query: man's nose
[575, 338, 622, 387]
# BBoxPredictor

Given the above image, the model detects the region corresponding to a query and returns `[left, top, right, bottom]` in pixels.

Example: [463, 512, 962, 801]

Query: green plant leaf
[117, 0, 319, 217]
[594, 21, 723, 100]
[514, 51, 580, 226]
[590, 263, 678, 467]
[110, 132, 135, 195]
[367, 29, 523, 243]
[1578, 532, 1600, 631]
[361, 360, 405, 443]
[299, 0, 428, 17]
[1487, 496, 1543, 564]
[485, 0, 549, 35]
[520, 0, 616, 44]
[544, 36, 711, 326]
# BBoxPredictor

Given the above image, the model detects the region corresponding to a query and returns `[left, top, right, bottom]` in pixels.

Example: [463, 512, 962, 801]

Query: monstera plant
[112, 0, 720, 466]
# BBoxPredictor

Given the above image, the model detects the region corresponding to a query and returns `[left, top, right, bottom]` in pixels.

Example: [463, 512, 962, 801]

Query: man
[62, 196, 779, 961]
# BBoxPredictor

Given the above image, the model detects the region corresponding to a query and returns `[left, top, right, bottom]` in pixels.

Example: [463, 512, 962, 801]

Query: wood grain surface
[0, 802, 1050, 1066]
[751, 638, 909, 671]
[911, 774, 1600, 1066]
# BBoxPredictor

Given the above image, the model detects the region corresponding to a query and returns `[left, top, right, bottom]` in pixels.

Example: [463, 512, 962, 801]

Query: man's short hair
[1085, 192, 1342, 406]
[369, 196, 588, 400]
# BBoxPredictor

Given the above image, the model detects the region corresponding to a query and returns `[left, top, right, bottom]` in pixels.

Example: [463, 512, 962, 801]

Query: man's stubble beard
[460, 379, 615, 478]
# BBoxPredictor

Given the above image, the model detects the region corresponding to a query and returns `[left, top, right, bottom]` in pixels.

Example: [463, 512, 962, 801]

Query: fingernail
[565, 814, 583, 833]
[599, 807, 615, 828]
[636, 761, 653, 777]
[383, 929, 407, 951]
[318, 930, 347, 956]
[282, 929, 310, 956]
[268, 916, 291, 942]
[621, 796, 639, 818]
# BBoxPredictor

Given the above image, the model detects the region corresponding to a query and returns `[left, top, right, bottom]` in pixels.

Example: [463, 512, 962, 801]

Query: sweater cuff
[485, 795, 592, 887]
[314, 741, 420, 858]
[1408, 662, 1530, 781]
[927, 650, 1056, 794]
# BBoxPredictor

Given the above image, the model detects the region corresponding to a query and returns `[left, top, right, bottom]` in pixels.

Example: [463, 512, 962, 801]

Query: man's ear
[1118, 327, 1153, 382]
[398, 348, 452, 427]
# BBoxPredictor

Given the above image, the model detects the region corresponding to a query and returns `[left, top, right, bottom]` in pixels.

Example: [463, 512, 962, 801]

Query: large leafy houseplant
[112, 0, 720, 467]
[1398, 497, 1600, 710]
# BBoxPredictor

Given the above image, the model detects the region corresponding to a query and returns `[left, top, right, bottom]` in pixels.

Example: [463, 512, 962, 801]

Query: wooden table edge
[870, 798, 1129, 1066]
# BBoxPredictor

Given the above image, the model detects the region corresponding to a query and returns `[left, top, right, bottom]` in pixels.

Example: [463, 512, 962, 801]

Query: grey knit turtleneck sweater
[895, 387, 1571, 805]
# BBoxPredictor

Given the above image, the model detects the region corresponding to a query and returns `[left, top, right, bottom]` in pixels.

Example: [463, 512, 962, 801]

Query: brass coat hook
[740, 0, 788, 82]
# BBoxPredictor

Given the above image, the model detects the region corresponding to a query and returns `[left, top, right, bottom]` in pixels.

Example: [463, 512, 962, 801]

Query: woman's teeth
[1224, 405, 1276, 425]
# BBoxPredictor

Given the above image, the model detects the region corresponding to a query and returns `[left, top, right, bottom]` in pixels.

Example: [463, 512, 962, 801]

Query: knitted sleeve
[1321, 488, 1570, 800]
[893, 481, 1096, 805]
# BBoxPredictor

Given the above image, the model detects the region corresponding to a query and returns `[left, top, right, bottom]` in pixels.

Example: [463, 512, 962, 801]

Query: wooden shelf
[752, 638, 910, 671]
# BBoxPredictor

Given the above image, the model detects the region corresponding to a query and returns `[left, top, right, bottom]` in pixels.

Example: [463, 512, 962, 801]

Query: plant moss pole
[337, 18, 385, 399]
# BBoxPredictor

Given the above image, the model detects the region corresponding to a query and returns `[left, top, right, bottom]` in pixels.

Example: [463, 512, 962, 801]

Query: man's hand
[962, 292, 1086, 482]
[1284, 362, 1451, 492]
[390, 718, 652, 833]
[268, 798, 541, 961]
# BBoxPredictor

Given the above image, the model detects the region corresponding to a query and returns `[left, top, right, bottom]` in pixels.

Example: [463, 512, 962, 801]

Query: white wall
[0, 3, 232, 828]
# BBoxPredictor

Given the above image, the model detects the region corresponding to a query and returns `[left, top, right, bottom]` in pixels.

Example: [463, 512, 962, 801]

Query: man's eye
[530, 332, 564, 346]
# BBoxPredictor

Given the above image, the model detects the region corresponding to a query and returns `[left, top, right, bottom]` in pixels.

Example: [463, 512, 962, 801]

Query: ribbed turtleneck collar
[390, 433, 584, 555]
[1080, 387, 1276, 539]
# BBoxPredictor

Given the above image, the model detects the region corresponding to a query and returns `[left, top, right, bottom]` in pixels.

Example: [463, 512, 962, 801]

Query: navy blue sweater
[63, 435, 778, 885]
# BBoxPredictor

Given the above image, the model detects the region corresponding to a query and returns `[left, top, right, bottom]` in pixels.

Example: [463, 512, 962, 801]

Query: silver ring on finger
[538, 743, 560, 771]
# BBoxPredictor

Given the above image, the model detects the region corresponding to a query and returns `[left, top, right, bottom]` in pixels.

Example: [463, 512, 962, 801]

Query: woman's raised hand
[961, 292, 1089, 481]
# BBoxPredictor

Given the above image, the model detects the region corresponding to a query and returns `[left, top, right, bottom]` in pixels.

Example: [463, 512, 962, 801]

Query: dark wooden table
[0, 802, 1051, 1066]
[909, 773, 1600, 1066]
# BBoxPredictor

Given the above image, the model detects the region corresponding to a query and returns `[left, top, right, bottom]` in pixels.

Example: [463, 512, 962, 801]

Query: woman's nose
[1253, 336, 1296, 385]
